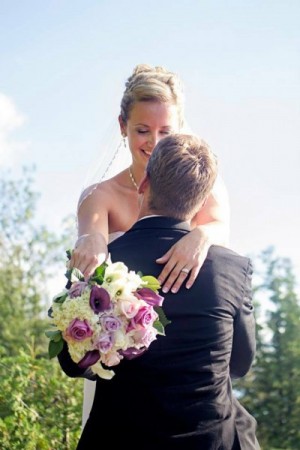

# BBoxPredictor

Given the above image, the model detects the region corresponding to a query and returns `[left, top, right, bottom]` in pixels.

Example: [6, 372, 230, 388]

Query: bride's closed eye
[136, 128, 173, 136]
[137, 129, 149, 134]
[161, 127, 176, 135]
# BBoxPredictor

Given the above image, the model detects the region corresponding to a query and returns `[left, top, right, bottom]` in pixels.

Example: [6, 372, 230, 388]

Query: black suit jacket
[58, 217, 259, 449]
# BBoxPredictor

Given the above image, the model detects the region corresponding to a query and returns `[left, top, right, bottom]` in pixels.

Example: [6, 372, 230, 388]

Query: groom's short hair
[146, 134, 218, 220]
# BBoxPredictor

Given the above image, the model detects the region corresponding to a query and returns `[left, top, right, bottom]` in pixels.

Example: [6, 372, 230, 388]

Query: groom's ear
[138, 173, 150, 194]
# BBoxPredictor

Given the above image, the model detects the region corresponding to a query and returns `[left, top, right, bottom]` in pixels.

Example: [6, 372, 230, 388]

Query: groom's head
[138, 134, 218, 221]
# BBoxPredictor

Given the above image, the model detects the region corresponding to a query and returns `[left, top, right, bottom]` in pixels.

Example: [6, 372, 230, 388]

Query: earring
[122, 135, 127, 149]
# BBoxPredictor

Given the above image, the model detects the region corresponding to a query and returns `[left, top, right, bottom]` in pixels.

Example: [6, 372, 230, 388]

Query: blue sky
[1, 0, 299, 285]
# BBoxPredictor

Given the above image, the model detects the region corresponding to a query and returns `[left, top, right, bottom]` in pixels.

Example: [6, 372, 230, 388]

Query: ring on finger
[180, 267, 190, 274]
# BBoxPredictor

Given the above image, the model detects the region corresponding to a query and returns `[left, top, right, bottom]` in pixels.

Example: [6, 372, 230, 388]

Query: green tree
[0, 342, 83, 450]
[0, 167, 76, 356]
[234, 247, 300, 450]
[0, 168, 82, 449]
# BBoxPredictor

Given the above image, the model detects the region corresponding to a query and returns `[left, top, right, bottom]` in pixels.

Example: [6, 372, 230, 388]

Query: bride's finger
[185, 267, 200, 290]
[159, 263, 186, 293]
[156, 247, 172, 264]
[69, 246, 84, 268]
[185, 253, 206, 289]
[83, 252, 108, 280]
[167, 267, 191, 294]
[83, 266, 95, 281]
[69, 251, 77, 269]
[157, 258, 177, 287]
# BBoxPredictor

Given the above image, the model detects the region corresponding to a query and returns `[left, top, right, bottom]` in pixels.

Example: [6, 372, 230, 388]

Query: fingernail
[186, 284, 191, 289]
[171, 287, 178, 293]
[162, 287, 169, 293]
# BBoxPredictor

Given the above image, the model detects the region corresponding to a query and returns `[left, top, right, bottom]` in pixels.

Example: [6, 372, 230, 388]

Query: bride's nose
[147, 132, 159, 148]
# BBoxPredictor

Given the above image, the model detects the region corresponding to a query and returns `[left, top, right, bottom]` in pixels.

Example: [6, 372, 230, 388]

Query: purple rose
[68, 281, 88, 298]
[133, 305, 157, 328]
[135, 288, 164, 307]
[66, 319, 93, 341]
[90, 286, 111, 313]
[78, 350, 100, 369]
[101, 315, 122, 332]
[95, 333, 113, 354]
[127, 305, 157, 333]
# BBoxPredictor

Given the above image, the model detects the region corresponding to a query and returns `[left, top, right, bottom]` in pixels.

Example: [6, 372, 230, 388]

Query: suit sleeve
[230, 258, 256, 378]
[57, 341, 97, 380]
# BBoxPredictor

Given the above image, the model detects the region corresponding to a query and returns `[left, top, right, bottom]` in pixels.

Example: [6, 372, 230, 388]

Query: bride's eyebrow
[134, 123, 172, 129]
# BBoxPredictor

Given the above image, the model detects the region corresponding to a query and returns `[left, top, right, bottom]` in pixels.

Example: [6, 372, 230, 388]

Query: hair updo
[120, 64, 185, 129]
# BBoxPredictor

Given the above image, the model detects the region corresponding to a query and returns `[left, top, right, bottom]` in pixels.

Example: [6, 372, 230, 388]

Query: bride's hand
[156, 227, 211, 294]
[69, 233, 108, 280]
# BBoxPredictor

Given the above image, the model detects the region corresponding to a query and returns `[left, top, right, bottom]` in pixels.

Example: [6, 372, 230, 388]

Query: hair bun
[121, 63, 185, 128]
[132, 64, 170, 77]
[132, 64, 153, 76]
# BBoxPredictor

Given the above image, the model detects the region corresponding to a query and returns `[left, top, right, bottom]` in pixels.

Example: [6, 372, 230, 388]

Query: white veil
[78, 119, 132, 211]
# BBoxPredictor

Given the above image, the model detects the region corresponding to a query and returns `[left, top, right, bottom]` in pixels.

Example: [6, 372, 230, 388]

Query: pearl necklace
[129, 167, 139, 191]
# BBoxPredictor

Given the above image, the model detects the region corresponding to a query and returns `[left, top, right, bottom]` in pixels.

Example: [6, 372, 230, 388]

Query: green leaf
[48, 338, 64, 359]
[153, 320, 165, 335]
[45, 330, 62, 342]
[90, 262, 108, 284]
[53, 292, 68, 304]
[154, 306, 172, 328]
[141, 275, 161, 292]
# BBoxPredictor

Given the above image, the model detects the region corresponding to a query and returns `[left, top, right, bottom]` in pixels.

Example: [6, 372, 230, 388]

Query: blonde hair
[146, 134, 218, 220]
[120, 64, 185, 128]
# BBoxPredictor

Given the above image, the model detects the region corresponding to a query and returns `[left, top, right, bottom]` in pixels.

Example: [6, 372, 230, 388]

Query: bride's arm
[69, 185, 110, 279]
[156, 175, 230, 293]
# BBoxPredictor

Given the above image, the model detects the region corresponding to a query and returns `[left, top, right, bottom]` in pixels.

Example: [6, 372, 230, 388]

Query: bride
[69, 64, 230, 427]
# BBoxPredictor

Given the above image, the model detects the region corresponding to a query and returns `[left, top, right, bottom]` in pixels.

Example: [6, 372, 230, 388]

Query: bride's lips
[141, 149, 152, 158]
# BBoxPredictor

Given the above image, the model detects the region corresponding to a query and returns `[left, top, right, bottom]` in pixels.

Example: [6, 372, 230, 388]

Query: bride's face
[121, 101, 180, 170]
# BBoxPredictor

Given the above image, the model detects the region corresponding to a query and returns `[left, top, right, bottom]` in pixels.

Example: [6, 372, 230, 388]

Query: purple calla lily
[120, 347, 147, 360]
[135, 287, 164, 307]
[90, 286, 111, 313]
[78, 350, 100, 369]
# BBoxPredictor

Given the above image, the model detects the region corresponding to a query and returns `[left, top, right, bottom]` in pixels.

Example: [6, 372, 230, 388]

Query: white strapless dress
[82, 231, 124, 428]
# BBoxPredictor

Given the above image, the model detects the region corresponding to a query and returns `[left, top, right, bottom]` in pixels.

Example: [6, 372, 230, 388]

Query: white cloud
[0, 92, 29, 166]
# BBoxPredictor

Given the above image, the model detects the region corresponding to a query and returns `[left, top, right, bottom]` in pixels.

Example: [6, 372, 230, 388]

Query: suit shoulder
[207, 245, 252, 272]
[205, 247, 253, 311]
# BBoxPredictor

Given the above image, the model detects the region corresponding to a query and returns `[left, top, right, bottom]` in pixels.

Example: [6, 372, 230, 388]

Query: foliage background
[0, 171, 299, 450]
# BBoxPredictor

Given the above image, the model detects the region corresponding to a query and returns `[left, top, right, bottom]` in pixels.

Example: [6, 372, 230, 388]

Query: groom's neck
[138, 205, 191, 224]
[138, 191, 191, 222]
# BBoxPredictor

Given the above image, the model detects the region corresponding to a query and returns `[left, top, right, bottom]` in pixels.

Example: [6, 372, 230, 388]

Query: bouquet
[46, 252, 170, 380]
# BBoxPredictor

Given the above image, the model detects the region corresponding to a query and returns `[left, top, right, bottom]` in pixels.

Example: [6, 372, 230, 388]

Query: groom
[59, 134, 259, 449]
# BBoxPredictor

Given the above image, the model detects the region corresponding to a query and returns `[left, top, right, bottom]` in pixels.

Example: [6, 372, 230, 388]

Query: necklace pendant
[129, 167, 139, 191]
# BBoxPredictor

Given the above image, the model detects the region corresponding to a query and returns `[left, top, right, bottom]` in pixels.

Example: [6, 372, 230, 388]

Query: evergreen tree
[234, 247, 300, 449]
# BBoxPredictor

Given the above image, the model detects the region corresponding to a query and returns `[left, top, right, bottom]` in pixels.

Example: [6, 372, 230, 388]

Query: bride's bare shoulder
[78, 170, 129, 211]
